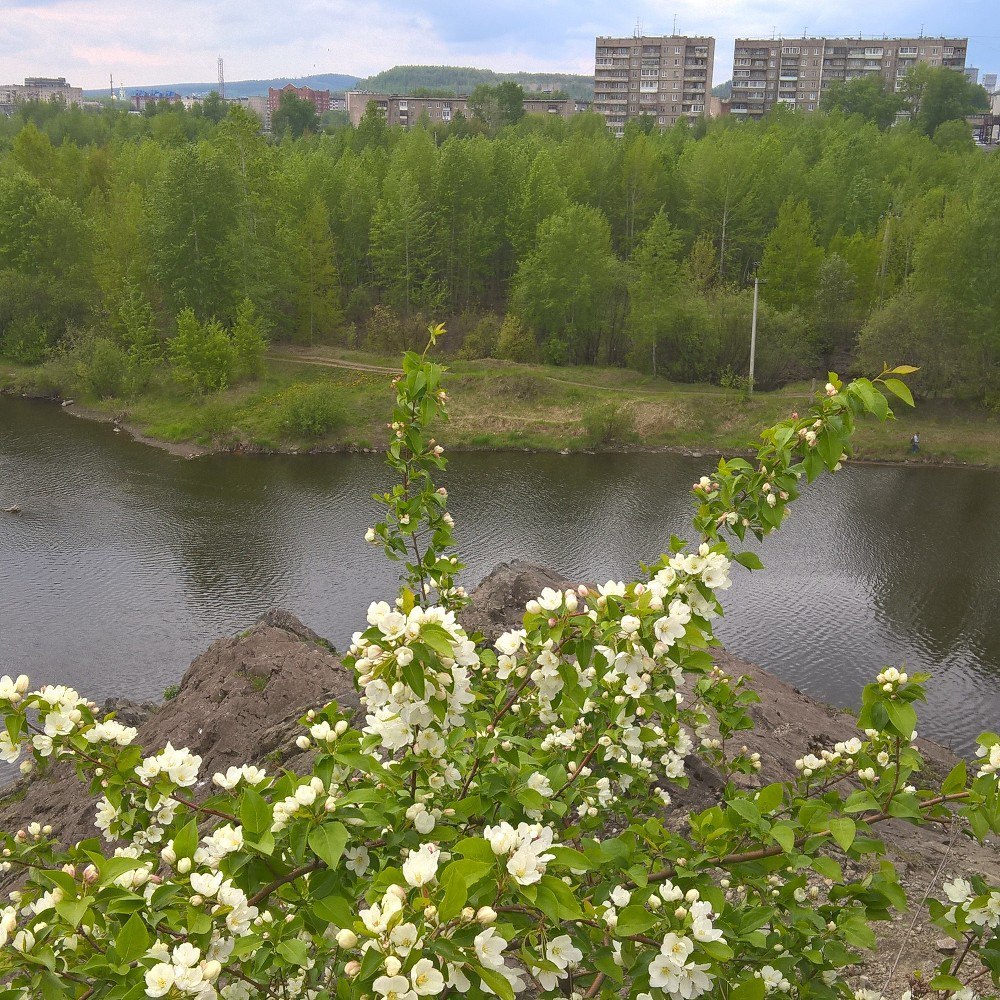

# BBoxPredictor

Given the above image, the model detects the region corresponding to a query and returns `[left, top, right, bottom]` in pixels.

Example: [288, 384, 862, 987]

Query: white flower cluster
[529, 933, 582, 991]
[271, 777, 337, 833]
[352, 603, 477, 761]
[794, 737, 863, 779]
[136, 742, 203, 787]
[756, 965, 791, 993]
[144, 942, 223, 998]
[644, 932, 715, 1000]
[942, 877, 1000, 929]
[212, 764, 268, 790]
[483, 822, 556, 886]
[976, 739, 1000, 778]
[876, 667, 908, 693]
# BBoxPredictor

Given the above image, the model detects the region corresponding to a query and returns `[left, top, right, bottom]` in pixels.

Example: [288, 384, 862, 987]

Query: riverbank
[4, 348, 999, 467]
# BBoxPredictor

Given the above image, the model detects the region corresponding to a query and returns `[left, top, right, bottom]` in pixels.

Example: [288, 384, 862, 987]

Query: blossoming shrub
[0, 341, 998, 1000]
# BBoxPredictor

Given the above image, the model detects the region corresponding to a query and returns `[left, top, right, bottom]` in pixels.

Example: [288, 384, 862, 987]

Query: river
[1, 395, 998, 756]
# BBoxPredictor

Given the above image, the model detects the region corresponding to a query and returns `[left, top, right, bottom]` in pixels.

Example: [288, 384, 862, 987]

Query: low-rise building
[268, 84, 332, 116]
[131, 90, 182, 112]
[346, 91, 588, 128]
[730, 35, 968, 119]
[0, 77, 83, 115]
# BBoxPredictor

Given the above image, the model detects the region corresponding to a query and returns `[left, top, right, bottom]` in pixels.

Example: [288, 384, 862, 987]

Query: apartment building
[0, 77, 83, 115]
[345, 92, 589, 128]
[731, 36, 968, 118]
[594, 35, 715, 136]
[268, 84, 332, 116]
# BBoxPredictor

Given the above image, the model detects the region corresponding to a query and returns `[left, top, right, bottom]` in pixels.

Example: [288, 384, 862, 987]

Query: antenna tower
[672, 13, 678, 34]
[218, 56, 225, 100]
[634, 17, 642, 39]
[110, 74, 114, 101]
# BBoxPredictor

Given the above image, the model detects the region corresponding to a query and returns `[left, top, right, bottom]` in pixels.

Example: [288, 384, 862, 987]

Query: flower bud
[203, 961, 222, 982]
[177, 858, 191, 874]
[476, 906, 497, 925]
[345, 961, 362, 977]
[337, 928, 358, 949]
[296, 735, 311, 750]
[385, 957, 402, 976]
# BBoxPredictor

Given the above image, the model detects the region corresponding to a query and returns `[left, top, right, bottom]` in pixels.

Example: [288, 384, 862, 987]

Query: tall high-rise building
[730, 36, 968, 118]
[594, 34, 715, 136]
[982, 73, 997, 92]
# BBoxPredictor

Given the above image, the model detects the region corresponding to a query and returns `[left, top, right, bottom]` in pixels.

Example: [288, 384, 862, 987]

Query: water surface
[1, 396, 997, 756]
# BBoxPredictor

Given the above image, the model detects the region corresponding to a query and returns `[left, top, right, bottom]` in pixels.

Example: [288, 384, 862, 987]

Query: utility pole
[218, 56, 225, 100]
[749, 273, 759, 394]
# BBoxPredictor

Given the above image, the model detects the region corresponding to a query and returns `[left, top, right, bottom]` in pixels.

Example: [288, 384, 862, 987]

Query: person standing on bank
[910, 432, 920, 453]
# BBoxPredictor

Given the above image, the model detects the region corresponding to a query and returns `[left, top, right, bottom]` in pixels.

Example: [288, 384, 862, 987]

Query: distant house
[345, 91, 589, 128]
[267, 84, 332, 116]
[131, 90, 182, 112]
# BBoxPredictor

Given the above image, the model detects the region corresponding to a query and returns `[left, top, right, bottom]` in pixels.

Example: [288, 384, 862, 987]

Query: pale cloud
[2, 0, 996, 91]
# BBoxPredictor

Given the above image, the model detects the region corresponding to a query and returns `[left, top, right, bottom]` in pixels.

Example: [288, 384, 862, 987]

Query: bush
[582, 399, 637, 446]
[231, 298, 269, 380]
[78, 335, 127, 398]
[168, 309, 236, 394]
[493, 313, 538, 363]
[281, 381, 345, 437]
[1, 317, 50, 363]
[456, 314, 500, 360]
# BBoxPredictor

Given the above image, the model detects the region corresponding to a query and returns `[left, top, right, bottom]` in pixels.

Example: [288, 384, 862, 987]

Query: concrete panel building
[346, 92, 589, 128]
[0, 77, 83, 115]
[730, 36, 968, 118]
[594, 34, 715, 136]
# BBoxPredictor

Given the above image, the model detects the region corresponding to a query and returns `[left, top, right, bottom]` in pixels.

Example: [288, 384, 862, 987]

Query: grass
[3, 348, 1000, 467]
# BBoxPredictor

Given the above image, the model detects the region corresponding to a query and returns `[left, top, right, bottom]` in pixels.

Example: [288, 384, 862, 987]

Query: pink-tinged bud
[548, 618, 557, 628]
[791, 411, 798, 419]
[82, 865, 99, 884]
[578, 585, 589, 597]
[345, 961, 362, 977]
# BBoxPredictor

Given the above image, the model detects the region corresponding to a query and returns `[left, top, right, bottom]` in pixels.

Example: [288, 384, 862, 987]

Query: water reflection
[1, 396, 997, 755]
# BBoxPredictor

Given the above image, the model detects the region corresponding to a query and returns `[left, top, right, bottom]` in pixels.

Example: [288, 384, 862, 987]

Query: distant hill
[712, 80, 732, 99]
[82, 73, 359, 100]
[356, 65, 594, 101]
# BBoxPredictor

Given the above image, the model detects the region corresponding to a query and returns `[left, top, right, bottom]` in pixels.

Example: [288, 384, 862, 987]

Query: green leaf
[756, 783, 784, 814]
[770, 823, 796, 854]
[829, 817, 856, 852]
[929, 975, 965, 991]
[883, 378, 914, 407]
[115, 913, 150, 963]
[54, 898, 88, 929]
[730, 978, 766, 1000]
[173, 818, 199, 860]
[887, 365, 919, 375]
[941, 760, 967, 795]
[307, 822, 349, 870]
[886, 700, 917, 740]
[547, 846, 593, 871]
[277, 938, 310, 966]
[420, 623, 456, 658]
[438, 871, 467, 923]
[239, 786, 272, 837]
[615, 904, 658, 936]
[477, 965, 514, 1000]
[734, 551, 764, 571]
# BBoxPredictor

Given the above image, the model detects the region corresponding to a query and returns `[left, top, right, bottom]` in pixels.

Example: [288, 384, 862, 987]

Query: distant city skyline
[4, 0, 999, 91]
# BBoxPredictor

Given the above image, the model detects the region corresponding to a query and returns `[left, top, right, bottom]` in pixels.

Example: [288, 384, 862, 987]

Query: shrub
[582, 399, 637, 446]
[281, 381, 345, 437]
[78, 335, 127, 398]
[493, 313, 538, 363]
[168, 308, 236, 394]
[457, 314, 500, 360]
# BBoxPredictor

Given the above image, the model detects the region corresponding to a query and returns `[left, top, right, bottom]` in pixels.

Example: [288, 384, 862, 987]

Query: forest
[0, 68, 996, 400]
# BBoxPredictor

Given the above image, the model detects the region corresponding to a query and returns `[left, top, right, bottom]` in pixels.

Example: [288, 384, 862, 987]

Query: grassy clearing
[3, 349, 999, 466]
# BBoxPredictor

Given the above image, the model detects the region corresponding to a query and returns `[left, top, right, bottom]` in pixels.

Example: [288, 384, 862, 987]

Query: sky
[3, 0, 999, 91]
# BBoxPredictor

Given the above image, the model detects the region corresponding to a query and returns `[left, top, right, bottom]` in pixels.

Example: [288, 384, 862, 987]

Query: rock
[61, 399, 74, 407]
[936, 938, 958, 954]
[2, 506, 20, 514]
[101, 698, 157, 728]
[459, 560, 573, 643]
